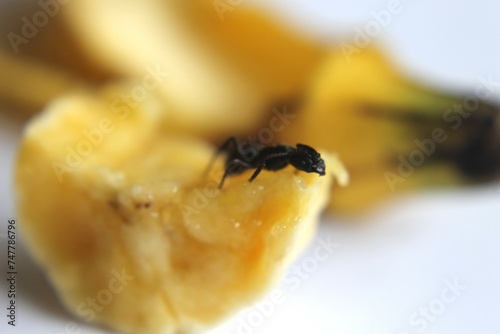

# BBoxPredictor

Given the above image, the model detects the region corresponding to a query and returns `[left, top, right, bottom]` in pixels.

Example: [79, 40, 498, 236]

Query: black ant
[206, 137, 326, 188]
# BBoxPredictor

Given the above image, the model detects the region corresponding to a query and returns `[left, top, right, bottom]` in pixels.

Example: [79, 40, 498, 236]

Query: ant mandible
[205, 137, 326, 188]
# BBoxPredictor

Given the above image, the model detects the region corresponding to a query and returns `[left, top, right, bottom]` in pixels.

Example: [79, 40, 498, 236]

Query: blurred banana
[0, 51, 83, 114]
[279, 47, 500, 213]
[1, 0, 324, 141]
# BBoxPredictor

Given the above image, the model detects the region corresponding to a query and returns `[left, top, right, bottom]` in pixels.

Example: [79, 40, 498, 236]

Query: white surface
[1, 1, 500, 334]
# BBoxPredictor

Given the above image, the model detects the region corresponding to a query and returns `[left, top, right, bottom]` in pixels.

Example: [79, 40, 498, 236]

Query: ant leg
[249, 164, 265, 182]
[249, 151, 292, 182]
[203, 137, 240, 178]
[219, 159, 253, 188]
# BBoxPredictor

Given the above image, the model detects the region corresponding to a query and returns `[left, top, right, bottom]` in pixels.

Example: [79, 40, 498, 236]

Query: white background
[1, 1, 500, 333]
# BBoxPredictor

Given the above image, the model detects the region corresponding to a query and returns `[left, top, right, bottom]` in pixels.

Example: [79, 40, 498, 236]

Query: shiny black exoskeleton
[207, 137, 326, 188]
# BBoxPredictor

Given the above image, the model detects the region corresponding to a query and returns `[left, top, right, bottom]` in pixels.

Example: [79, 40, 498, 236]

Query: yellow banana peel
[1, 0, 325, 141]
[3, 2, 498, 215]
[0, 51, 83, 114]
[3, 1, 498, 213]
[279, 47, 500, 213]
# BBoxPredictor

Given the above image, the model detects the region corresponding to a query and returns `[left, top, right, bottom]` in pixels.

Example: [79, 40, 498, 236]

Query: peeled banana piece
[15, 82, 341, 333]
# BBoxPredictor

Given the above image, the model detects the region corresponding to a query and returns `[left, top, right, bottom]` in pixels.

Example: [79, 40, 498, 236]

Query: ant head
[290, 144, 326, 176]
